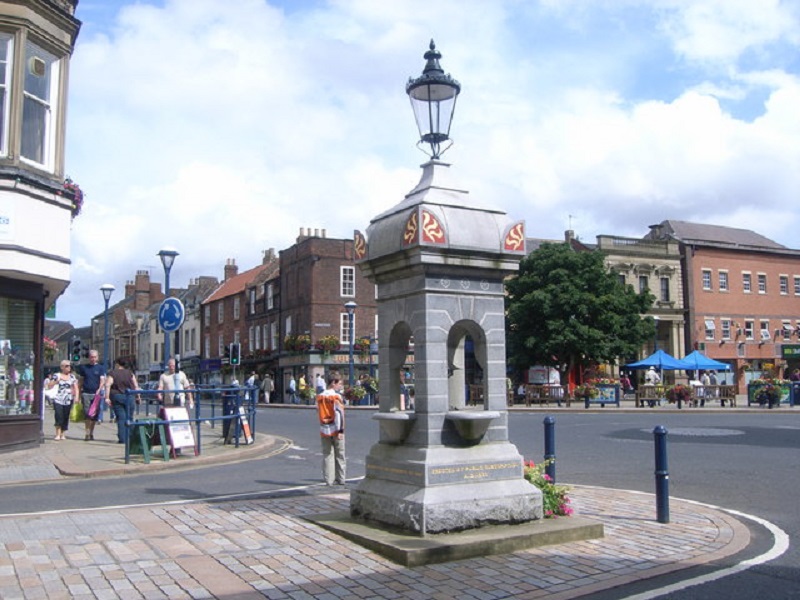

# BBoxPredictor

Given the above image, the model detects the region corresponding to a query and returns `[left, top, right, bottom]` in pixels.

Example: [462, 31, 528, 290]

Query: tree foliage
[505, 242, 655, 381]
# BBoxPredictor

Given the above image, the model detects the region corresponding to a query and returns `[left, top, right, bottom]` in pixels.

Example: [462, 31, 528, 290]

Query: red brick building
[646, 220, 800, 392]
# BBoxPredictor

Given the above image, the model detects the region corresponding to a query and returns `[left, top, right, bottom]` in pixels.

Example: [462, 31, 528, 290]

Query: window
[0, 34, 12, 156]
[21, 41, 59, 169]
[249, 325, 254, 351]
[638, 275, 648, 294]
[255, 325, 261, 350]
[341, 312, 354, 343]
[742, 272, 751, 293]
[701, 270, 712, 291]
[782, 320, 792, 340]
[744, 320, 754, 340]
[204, 305, 210, 326]
[757, 273, 767, 294]
[721, 319, 731, 340]
[190, 328, 196, 352]
[233, 330, 240, 344]
[794, 276, 800, 296]
[659, 277, 670, 302]
[718, 271, 728, 292]
[341, 266, 355, 297]
[233, 297, 240, 320]
[760, 321, 770, 340]
[263, 324, 269, 350]
[780, 275, 788, 295]
[249, 289, 256, 315]
[217, 302, 224, 324]
[285, 316, 292, 338]
[204, 335, 210, 357]
[704, 318, 715, 341]
[617, 274, 626, 286]
[270, 322, 278, 351]
[218, 335, 224, 356]
[267, 283, 274, 310]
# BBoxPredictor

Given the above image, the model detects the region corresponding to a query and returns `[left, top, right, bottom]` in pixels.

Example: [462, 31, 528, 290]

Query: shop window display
[0, 297, 36, 415]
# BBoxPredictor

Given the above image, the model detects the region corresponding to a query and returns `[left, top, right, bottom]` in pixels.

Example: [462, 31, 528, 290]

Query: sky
[58, 0, 800, 326]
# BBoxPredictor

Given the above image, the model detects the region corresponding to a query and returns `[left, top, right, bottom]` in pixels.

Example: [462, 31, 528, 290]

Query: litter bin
[222, 387, 238, 442]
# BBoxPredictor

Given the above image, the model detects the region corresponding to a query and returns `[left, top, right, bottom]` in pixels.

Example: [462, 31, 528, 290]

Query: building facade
[647, 220, 800, 392]
[0, 0, 80, 450]
[598, 234, 686, 367]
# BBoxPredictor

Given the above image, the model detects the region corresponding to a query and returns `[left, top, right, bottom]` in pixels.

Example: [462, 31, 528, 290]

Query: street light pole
[345, 301, 357, 388]
[158, 248, 179, 370]
[100, 284, 115, 370]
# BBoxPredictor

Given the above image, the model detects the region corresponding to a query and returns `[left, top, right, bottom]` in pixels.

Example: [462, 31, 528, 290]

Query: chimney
[565, 230, 575, 243]
[263, 248, 276, 264]
[321, 228, 327, 238]
[224, 258, 238, 281]
[125, 280, 135, 298]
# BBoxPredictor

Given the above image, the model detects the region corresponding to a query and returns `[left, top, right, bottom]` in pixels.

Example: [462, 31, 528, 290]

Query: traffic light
[230, 342, 240, 366]
[70, 337, 82, 362]
[224, 344, 230, 360]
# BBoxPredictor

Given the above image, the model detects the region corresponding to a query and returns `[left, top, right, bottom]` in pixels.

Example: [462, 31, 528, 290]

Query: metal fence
[121, 385, 258, 463]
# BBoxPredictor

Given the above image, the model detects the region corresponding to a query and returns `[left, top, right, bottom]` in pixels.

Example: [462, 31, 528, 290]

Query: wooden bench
[524, 385, 567, 407]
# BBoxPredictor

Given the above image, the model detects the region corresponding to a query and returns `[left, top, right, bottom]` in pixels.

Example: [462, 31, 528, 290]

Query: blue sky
[58, 0, 800, 325]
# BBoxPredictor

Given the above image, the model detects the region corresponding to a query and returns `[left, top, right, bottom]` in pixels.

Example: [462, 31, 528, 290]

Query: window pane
[0, 296, 37, 415]
[21, 42, 56, 165]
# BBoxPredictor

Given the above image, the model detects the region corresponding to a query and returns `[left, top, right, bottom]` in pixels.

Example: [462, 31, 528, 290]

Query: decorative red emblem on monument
[403, 211, 419, 246]
[421, 209, 445, 244]
[354, 231, 367, 260]
[504, 222, 525, 252]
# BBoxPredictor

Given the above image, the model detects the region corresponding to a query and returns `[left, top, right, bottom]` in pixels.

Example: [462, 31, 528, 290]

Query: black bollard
[653, 425, 669, 523]
[544, 416, 556, 483]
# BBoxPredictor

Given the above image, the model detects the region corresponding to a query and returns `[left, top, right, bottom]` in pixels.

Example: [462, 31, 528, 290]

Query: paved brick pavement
[0, 483, 751, 599]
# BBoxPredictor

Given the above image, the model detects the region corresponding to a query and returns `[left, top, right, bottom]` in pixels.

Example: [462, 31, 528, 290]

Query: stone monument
[350, 41, 542, 534]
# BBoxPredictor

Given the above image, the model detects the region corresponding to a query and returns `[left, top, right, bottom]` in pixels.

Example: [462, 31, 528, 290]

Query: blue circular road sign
[158, 297, 185, 333]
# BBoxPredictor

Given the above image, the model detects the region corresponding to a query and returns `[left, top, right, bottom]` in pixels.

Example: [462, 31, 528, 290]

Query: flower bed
[524, 459, 573, 518]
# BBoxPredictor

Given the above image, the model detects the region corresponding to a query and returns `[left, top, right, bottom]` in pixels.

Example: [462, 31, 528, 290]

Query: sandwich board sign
[160, 406, 196, 453]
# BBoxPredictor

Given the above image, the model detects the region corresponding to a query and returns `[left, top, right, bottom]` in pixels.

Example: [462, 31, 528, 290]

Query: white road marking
[617, 494, 789, 599]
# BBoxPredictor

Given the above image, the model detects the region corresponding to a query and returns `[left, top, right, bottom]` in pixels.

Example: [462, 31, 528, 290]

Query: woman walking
[104, 358, 140, 444]
[45, 360, 79, 440]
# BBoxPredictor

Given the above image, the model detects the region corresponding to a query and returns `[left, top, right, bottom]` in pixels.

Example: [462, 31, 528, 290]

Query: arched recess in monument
[447, 319, 487, 410]
[388, 320, 413, 410]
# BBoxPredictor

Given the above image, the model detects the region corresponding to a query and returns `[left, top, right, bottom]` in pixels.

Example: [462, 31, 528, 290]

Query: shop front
[0, 279, 46, 451]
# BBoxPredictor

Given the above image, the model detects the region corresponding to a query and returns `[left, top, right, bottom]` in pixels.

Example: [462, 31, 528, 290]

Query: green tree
[506, 242, 655, 384]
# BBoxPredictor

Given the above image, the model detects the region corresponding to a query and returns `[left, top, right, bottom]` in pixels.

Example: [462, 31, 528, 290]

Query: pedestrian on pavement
[316, 370, 346, 485]
[45, 360, 79, 440]
[76, 349, 106, 440]
[298, 372, 308, 404]
[700, 370, 711, 407]
[104, 358, 141, 444]
[315, 372, 325, 394]
[246, 371, 259, 403]
[287, 374, 297, 404]
[260, 373, 274, 403]
[157, 358, 194, 409]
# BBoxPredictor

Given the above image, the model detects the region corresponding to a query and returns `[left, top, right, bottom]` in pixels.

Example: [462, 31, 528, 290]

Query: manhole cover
[640, 427, 745, 437]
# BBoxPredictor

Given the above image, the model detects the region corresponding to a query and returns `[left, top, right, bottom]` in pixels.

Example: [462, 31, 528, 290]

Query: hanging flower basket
[314, 334, 340, 355]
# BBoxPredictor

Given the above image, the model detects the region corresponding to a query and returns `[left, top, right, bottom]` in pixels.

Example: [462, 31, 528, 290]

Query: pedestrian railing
[121, 385, 258, 464]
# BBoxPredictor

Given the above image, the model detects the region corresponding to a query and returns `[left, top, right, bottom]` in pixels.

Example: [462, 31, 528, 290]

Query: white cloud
[57, 0, 800, 324]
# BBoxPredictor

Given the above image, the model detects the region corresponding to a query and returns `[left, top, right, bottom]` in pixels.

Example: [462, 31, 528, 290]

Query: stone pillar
[350, 160, 541, 534]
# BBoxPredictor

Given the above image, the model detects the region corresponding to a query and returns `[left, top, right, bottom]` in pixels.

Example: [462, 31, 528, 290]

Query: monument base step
[305, 512, 604, 567]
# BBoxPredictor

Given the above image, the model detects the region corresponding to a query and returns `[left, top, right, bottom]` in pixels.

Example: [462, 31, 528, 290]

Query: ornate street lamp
[100, 284, 115, 370]
[406, 39, 461, 159]
[345, 301, 357, 388]
[157, 248, 179, 370]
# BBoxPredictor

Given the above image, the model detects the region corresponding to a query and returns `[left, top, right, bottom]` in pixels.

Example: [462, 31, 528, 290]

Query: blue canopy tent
[678, 350, 731, 371]
[624, 349, 689, 371]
